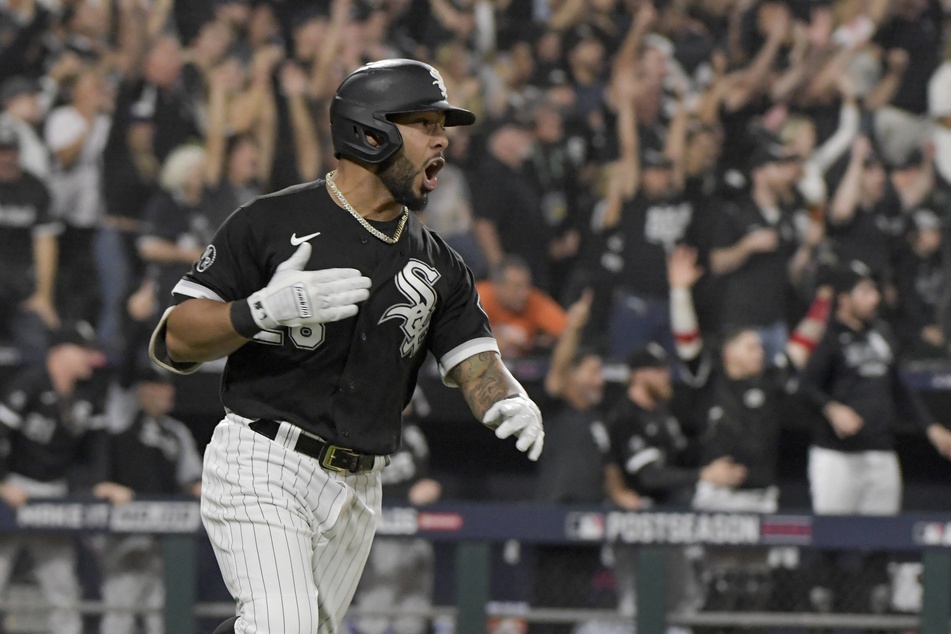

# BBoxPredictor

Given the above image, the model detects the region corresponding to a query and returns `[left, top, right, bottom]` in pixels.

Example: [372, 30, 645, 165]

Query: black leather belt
[248, 419, 376, 474]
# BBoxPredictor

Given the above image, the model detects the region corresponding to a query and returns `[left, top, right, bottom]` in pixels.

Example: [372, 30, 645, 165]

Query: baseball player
[799, 260, 951, 611]
[149, 58, 544, 634]
[92, 365, 202, 634]
[0, 322, 108, 634]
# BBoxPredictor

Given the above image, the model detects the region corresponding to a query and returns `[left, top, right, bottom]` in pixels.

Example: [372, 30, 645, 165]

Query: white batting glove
[248, 243, 371, 329]
[483, 395, 544, 461]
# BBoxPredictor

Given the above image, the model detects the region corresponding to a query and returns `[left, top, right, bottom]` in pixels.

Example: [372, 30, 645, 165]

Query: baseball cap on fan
[50, 321, 108, 368]
[627, 342, 669, 372]
[827, 260, 874, 295]
[0, 76, 39, 109]
[747, 139, 798, 171]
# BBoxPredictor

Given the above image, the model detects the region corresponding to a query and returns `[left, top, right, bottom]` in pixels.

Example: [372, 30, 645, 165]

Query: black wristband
[230, 300, 261, 339]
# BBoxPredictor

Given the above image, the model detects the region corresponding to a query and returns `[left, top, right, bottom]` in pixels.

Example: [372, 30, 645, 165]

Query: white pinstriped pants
[808, 446, 902, 515]
[201, 415, 386, 634]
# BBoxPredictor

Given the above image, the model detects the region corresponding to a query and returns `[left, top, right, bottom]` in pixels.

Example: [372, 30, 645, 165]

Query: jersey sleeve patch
[438, 337, 500, 387]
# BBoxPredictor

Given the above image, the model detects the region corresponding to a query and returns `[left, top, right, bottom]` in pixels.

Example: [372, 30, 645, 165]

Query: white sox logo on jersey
[429, 67, 448, 99]
[380, 260, 441, 358]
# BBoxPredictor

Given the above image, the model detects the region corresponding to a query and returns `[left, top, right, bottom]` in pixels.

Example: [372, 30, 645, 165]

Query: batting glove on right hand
[483, 395, 544, 461]
[248, 242, 371, 330]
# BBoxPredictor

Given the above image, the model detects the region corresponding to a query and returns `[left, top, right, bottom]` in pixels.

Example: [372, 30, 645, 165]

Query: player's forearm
[165, 299, 248, 363]
[32, 232, 57, 300]
[670, 287, 702, 360]
[709, 243, 749, 275]
[450, 351, 525, 421]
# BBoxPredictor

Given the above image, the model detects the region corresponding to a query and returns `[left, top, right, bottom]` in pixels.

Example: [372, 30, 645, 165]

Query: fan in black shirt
[798, 260, 951, 612]
[0, 322, 108, 634]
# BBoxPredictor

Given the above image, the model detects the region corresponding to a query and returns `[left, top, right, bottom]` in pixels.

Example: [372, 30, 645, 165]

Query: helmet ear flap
[331, 102, 403, 164]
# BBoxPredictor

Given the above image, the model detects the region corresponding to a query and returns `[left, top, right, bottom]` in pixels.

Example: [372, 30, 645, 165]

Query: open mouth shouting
[422, 156, 446, 192]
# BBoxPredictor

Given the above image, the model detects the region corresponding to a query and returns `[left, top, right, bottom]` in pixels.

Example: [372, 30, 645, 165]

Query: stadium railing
[0, 500, 950, 633]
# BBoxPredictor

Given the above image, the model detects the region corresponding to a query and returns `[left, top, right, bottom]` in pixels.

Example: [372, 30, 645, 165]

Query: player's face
[766, 158, 800, 191]
[0, 147, 20, 180]
[914, 227, 942, 255]
[571, 354, 605, 406]
[724, 330, 764, 378]
[635, 366, 672, 401]
[642, 165, 673, 198]
[137, 381, 175, 418]
[496, 266, 532, 313]
[382, 111, 449, 211]
[844, 279, 880, 324]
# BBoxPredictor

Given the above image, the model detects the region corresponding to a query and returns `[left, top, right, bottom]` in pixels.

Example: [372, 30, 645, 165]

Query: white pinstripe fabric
[202, 416, 385, 634]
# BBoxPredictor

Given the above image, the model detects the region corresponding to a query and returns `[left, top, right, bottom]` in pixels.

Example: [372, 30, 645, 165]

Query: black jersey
[107, 411, 202, 494]
[699, 366, 795, 490]
[380, 423, 430, 501]
[799, 319, 934, 452]
[712, 196, 802, 328]
[535, 404, 609, 505]
[683, 343, 801, 489]
[600, 192, 693, 298]
[606, 398, 698, 506]
[0, 365, 106, 483]
[0, 172, 58, 277]
[169, 180, 496, 454]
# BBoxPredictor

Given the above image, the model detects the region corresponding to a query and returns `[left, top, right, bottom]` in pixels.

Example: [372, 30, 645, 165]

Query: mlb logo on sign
[566, 512, 605, 541]
[914, 521, 951, 546]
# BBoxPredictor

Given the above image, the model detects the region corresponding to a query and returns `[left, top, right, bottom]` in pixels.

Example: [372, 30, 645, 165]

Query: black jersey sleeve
[427, 250, 498, 384]
[798, 329, 838, 410]
[26, 175, 58, 236]
[171, 204, 267, 303]
[150, 205, 267, 375]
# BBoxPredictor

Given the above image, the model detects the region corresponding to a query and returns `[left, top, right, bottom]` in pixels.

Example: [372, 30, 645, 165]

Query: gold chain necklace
[326, 171, 408, 245]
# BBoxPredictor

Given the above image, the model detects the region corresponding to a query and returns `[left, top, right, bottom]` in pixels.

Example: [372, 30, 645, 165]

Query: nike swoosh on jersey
[290, 232, 321, 245]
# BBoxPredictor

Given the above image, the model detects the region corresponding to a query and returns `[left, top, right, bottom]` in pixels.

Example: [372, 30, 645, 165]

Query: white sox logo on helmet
[429, 67, 448, 100]
[380, 260, 441, 358]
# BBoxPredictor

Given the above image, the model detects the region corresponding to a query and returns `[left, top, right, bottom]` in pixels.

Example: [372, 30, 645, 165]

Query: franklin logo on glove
[292, 284, 312, 318]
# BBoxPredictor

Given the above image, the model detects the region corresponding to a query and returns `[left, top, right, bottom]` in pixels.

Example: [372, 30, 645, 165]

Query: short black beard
[378, 150, 429, 211]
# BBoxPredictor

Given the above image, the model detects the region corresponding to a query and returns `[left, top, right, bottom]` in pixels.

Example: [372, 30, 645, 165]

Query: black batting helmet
[330, 59, 476, 165]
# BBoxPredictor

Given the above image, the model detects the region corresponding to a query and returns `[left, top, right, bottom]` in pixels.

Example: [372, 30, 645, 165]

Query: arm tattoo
[450, 351, 523, 421]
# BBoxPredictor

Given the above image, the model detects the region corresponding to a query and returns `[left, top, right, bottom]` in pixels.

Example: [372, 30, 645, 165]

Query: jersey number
[251, 325, 325, 350]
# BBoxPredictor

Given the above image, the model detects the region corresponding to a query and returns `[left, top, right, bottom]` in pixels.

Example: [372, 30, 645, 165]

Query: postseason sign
[566, 511, 763, 545]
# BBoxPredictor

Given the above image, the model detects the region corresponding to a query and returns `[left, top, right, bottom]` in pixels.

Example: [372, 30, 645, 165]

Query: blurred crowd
[0, 0, 949, 371]
[1, 0, 951, 630]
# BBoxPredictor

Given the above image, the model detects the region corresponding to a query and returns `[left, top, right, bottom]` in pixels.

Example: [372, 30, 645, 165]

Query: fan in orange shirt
[476, 255, 568, 358]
